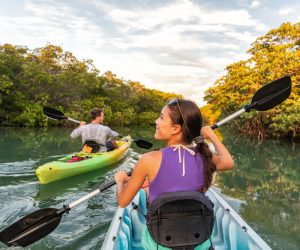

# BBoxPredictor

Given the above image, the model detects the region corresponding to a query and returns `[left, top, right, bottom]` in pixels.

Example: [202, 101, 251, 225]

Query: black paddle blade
[134, 139, 153, 149]
[0, 208, 61, 247]
[251, 76, 291, 111]
[43, 107, 66, 120]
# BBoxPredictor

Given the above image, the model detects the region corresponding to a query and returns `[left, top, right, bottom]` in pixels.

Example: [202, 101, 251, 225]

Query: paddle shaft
[211, 108, 245, 129]
[69, 171, 133, 209]
[68, 118, 80, 123]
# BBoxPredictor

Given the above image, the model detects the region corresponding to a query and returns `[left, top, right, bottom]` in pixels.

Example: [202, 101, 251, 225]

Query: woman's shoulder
[136, 150, 163, 177]
[141, 150, 162, 160]
[139, 150, 162, 167]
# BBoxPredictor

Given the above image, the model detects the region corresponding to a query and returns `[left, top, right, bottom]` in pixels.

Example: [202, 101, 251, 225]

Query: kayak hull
[36, 137, 131, 184]
[102, 187, 271, 250]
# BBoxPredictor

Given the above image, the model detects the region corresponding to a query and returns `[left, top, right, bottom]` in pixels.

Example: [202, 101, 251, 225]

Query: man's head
[90, 108, 104, 124]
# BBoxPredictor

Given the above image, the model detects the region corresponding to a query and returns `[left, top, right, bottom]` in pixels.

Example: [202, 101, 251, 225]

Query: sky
[0, 0, 299, 105]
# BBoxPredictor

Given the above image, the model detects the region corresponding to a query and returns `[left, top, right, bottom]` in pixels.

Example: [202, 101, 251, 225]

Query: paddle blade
[134, 139, 153, 149]
[43, 107, 66, 120]
[251, 76, 291, 111]
[0, 208, 61, 247]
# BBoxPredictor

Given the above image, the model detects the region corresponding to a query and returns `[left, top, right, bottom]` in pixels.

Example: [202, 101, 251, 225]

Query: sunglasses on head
[168, 98, 186, 125]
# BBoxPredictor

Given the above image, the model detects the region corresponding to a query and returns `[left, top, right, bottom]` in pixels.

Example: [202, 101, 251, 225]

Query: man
[70, 108, 119, 152]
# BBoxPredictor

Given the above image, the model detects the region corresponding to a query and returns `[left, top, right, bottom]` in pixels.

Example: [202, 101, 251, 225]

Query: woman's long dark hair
[167, 99, 215, 192]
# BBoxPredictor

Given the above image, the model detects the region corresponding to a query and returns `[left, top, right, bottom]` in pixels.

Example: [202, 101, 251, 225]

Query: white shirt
[70, 123, 119, 151]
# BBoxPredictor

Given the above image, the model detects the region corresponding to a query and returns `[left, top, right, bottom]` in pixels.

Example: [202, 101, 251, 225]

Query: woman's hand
[201, 126, 234, 171]
[200, 126, 216, 140]
[115, 171, 130, 205]
[115, 171, 129, 183]
[79, 121, 86, 126]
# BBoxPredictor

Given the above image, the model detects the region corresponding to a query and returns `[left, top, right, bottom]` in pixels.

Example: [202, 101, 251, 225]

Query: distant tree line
[0, 44, 181, 127]
[1, 23, 299, 139]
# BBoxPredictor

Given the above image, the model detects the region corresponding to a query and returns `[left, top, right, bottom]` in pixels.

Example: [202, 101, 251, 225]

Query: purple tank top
[149, 146, 205, 203]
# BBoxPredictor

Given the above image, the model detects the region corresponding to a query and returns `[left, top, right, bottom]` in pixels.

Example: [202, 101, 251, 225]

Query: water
[0, 126, 299, 249]
[214, 130, 300, 250]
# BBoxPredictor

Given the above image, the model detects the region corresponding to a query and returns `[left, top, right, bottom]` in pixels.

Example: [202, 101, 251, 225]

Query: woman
[115, 99, 234, 249]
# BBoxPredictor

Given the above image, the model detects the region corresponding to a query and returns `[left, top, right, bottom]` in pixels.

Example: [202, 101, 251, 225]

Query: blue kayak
[102, 188, 271, 250]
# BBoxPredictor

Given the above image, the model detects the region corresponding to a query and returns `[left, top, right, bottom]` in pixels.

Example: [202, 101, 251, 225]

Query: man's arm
[70, 122, 86, 138]
[108, 128, 119, 138]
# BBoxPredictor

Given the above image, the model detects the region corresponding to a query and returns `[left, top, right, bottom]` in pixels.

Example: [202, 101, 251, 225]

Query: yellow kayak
[36, 136, 131, 184]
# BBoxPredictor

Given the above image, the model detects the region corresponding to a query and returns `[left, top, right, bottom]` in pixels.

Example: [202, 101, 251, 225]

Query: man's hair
[90, 108, 103, 120]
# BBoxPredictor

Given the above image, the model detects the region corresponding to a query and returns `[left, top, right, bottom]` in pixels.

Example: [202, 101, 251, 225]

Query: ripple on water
[0, 149, 140, 249]
[0, 159, 38, 173]
[34, 161, 135, 249]
[29, 192, 118, 249]
[0, 196, 38, 229]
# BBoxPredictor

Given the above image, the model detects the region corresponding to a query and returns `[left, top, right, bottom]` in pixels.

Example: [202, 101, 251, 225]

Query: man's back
[70, 123, 119, 151]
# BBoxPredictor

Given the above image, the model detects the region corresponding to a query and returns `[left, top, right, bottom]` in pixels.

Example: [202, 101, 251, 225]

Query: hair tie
[193, 135, 204, 144]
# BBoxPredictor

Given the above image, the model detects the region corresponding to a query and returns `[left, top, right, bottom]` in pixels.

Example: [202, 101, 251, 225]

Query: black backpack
[146, 191, 214, 250]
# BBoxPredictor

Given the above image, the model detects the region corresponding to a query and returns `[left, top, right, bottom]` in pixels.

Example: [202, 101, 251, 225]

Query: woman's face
[154, 106, 175, 141]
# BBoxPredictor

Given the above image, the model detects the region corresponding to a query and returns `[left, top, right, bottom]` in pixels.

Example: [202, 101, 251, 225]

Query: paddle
[0, 76, 292, 247]
[43, 107, 153, 149]
[43, 106, 80, 123]
[119, 135, 153, 149]
[0, 171, 132, 247]
[211, 75, 291, 129]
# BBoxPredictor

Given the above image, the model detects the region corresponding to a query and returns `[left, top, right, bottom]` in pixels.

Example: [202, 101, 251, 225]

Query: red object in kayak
[67, 156, 86, 163]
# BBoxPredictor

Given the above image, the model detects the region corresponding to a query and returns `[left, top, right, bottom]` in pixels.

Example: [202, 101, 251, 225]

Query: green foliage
[0, 75, 13, 104]
[138, 111, 159, 125]
[14, 102, 47, 127]
[110, 108, 136, 126]
[204, 22, 300, 138]
[200, 104, 221, 126]
[0, 43, 180, 127]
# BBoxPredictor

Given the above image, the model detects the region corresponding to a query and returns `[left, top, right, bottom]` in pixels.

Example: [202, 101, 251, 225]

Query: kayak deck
[36, 136, 131, 184]
[102, 188, 271, 250]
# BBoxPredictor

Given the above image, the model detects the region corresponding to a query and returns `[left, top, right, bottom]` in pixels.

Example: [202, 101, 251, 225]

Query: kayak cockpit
[102, 188, 271, 250]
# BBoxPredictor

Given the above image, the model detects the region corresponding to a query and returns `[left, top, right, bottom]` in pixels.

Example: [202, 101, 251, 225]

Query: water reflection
[215, 129, 300, 249]
[0, 127, 80, 163]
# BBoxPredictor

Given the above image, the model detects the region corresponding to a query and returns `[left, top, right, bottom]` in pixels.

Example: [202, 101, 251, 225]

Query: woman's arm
[115, 154, 150, 208]
[201, 126, 234, 171]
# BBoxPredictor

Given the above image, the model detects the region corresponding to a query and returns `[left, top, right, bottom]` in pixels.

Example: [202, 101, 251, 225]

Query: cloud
[0, 0, 106, 53]
[105, 1, 259, 29]
[88, 0, 263, 104]
[93, 0, 263, 51]
[0, 0, 291, 105]
[279, 7, 295, 16]
[250, 0, 261, 9]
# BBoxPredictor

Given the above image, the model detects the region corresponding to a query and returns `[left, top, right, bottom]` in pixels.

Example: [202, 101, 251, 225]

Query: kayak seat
[146, 191, 215, 250]
[83, 140, 101, 153]
[83, 140, 118, 153]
